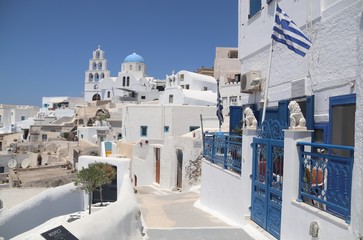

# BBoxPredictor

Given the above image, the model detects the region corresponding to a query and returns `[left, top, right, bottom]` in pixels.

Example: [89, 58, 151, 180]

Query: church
[84, 47, 164, 102]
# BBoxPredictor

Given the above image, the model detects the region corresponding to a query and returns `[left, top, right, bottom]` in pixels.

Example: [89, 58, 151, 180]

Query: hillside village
[1, 0, 363, 239]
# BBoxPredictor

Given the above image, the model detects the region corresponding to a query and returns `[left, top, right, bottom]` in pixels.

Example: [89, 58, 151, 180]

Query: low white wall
[200, 160, 244, 225]
[66, 175, 143, 240]
[0, 183, 84, 239]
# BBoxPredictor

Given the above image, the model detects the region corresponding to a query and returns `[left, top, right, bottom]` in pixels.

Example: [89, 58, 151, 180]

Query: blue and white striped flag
[216, 80, 224, 124]
[271, 4, 312, 57]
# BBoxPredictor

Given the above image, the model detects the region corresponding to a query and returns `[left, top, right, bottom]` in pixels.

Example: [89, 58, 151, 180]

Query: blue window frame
[140, 126, 148, 137]
[249, 0, 261, 19]
[313, 122, 328, 144]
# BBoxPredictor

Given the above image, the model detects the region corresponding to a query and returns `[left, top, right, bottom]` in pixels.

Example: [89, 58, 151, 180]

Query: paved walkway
[135, 186, 255, 240]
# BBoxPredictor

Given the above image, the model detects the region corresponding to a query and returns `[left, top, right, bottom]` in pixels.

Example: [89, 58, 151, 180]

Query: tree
[74, 164, 105, 214]
[93, 162, 116, 206]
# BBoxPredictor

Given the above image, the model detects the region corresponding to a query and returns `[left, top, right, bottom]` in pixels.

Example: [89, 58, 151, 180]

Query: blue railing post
[296, 144, 304, 202]
[211, 134, 216, 163]
[224, 135, 228, 169]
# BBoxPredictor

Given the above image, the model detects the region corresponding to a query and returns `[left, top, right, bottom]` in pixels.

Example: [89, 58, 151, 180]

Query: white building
[159, 70, 217, 106]
[84, 47, 164, 102]
[0, 104, 39, 133]
[40, 96, 84, 119]
[213, 47, 241, 116]
[200, 1, 363, 240]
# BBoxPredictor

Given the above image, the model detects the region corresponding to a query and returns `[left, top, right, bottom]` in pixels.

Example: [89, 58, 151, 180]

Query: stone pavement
[135, 186, 256, 240]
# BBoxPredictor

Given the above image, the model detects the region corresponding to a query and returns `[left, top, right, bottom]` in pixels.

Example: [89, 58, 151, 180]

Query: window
[140, 126, 148, 137]
[42, 134, 47, 142]
[138, 66, 141, 71]
[94, 84, 98, 90]
[169, 94, 173, 103]
[180, 74, 184, 81]
[329, 94, 356, 149]
[93, 62, 96, 70]
[101, 73, 104, 79]
[141, 96, 146, 100]
[164, 126, 169, 132]
[249, 0, 261, 18]
[123, 77, 126, 86]
[98, 62, 102, 69]
[107, 91, 110, 98]
[189, 126, 200, 132]
[96, 51, 100, 59]
[81, 134, 84, 139]
[186, 84, 190, 89]
[314, 123, 328, 144]
[203, 87, 208, 91]
[129, 65, 132, 71]
[89, 73, 93, 81]
[181, 85, 185, 89]
[21, 116, 25, 121]
[228, 50, 238, 58]
[117, 133, 122, 140]
[127, 77, 130, 86]
[0, 115, 2, 121]
[95, 73, 99, 81]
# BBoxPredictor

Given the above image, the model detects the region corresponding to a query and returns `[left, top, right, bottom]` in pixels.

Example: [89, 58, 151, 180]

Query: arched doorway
[92, 94, 101, 101]
[92, 165, 117, 204]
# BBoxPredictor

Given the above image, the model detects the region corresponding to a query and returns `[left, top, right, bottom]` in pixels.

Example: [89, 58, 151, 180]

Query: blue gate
[251, 120, 285, 239]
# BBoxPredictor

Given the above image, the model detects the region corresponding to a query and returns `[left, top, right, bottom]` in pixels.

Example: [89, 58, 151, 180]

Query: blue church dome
[124, 52, 144, 63]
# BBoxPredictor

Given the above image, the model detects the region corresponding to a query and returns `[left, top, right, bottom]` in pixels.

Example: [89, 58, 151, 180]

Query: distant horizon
[0, 0, 238, 106]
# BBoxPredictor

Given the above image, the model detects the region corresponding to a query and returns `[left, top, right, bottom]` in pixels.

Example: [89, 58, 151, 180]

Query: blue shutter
[278, 100, 289, 126]
[249, 0, 261, 18]
[229, 106, 243, 134]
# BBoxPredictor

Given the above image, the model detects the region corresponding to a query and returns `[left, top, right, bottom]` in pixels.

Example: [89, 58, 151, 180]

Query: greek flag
[216, 80, 224, 124]
[271, 4, 312, 57]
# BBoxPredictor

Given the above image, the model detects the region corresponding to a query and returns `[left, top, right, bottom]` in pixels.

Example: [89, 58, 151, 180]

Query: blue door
[251, 120, 285, 239]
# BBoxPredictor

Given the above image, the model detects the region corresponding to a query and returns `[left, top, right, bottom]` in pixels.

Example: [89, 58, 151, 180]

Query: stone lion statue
[244, 107, 257, 129]
[288, 101, 306, 129]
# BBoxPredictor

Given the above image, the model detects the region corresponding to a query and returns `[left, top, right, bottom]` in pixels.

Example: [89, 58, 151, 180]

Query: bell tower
[84, 46, 110, 101]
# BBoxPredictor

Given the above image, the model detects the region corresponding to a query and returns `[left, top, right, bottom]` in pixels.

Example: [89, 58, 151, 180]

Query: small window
[186, 84, 190, 89]
[107, 91, 110, 98]
[169, 94, 174, 103]
[101, 73, 104, 79]
[164, 126, 169, 132]
[96, 51, 100, 59]
[81, 134, 84, 139]
[180, 74, 184, 81]
[21, 116, 25, 121]
[138, 66, 142, 71]
[127, 77, 130, 86]
[189, 126, 200, 132]
[129, 65, 132, 71]
[93, 62, 97, 70]
[203, 87, 208, 91]
[249, 0, 261, 19]
[123, 77, 126, 86]
[140, 126, 148, 137]
[117, 133, 122, 140]
[228, 50, 238, 58]
[98, 62, 102, 69]
[181, 85, 184, 89]
[141, 96, 146, 100]
[0, 115, 2, 121]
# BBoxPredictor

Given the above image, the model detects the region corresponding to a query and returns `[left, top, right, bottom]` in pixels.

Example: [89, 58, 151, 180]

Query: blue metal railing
[203, 132, 242, 174]
[297, 142, 354, 223]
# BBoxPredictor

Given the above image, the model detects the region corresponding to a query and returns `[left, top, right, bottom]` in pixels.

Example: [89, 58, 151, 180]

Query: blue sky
[0, 0, 237, 106]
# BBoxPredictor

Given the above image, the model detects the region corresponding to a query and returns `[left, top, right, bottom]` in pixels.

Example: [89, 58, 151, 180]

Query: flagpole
[261, 1, 278, 123]
[261, 40, 274, 123]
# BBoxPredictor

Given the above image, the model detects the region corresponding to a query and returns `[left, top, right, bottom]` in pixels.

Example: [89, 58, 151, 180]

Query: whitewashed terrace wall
[200, 160, 244, 225]
[0, 183, 84, 239]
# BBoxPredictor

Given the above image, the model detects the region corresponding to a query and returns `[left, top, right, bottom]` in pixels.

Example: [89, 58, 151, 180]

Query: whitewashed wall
[0, 183, 84, 239]
[200, 160, 244, 225]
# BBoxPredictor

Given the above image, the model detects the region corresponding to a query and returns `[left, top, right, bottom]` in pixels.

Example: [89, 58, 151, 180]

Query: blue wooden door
[251, 120, 285, 239]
